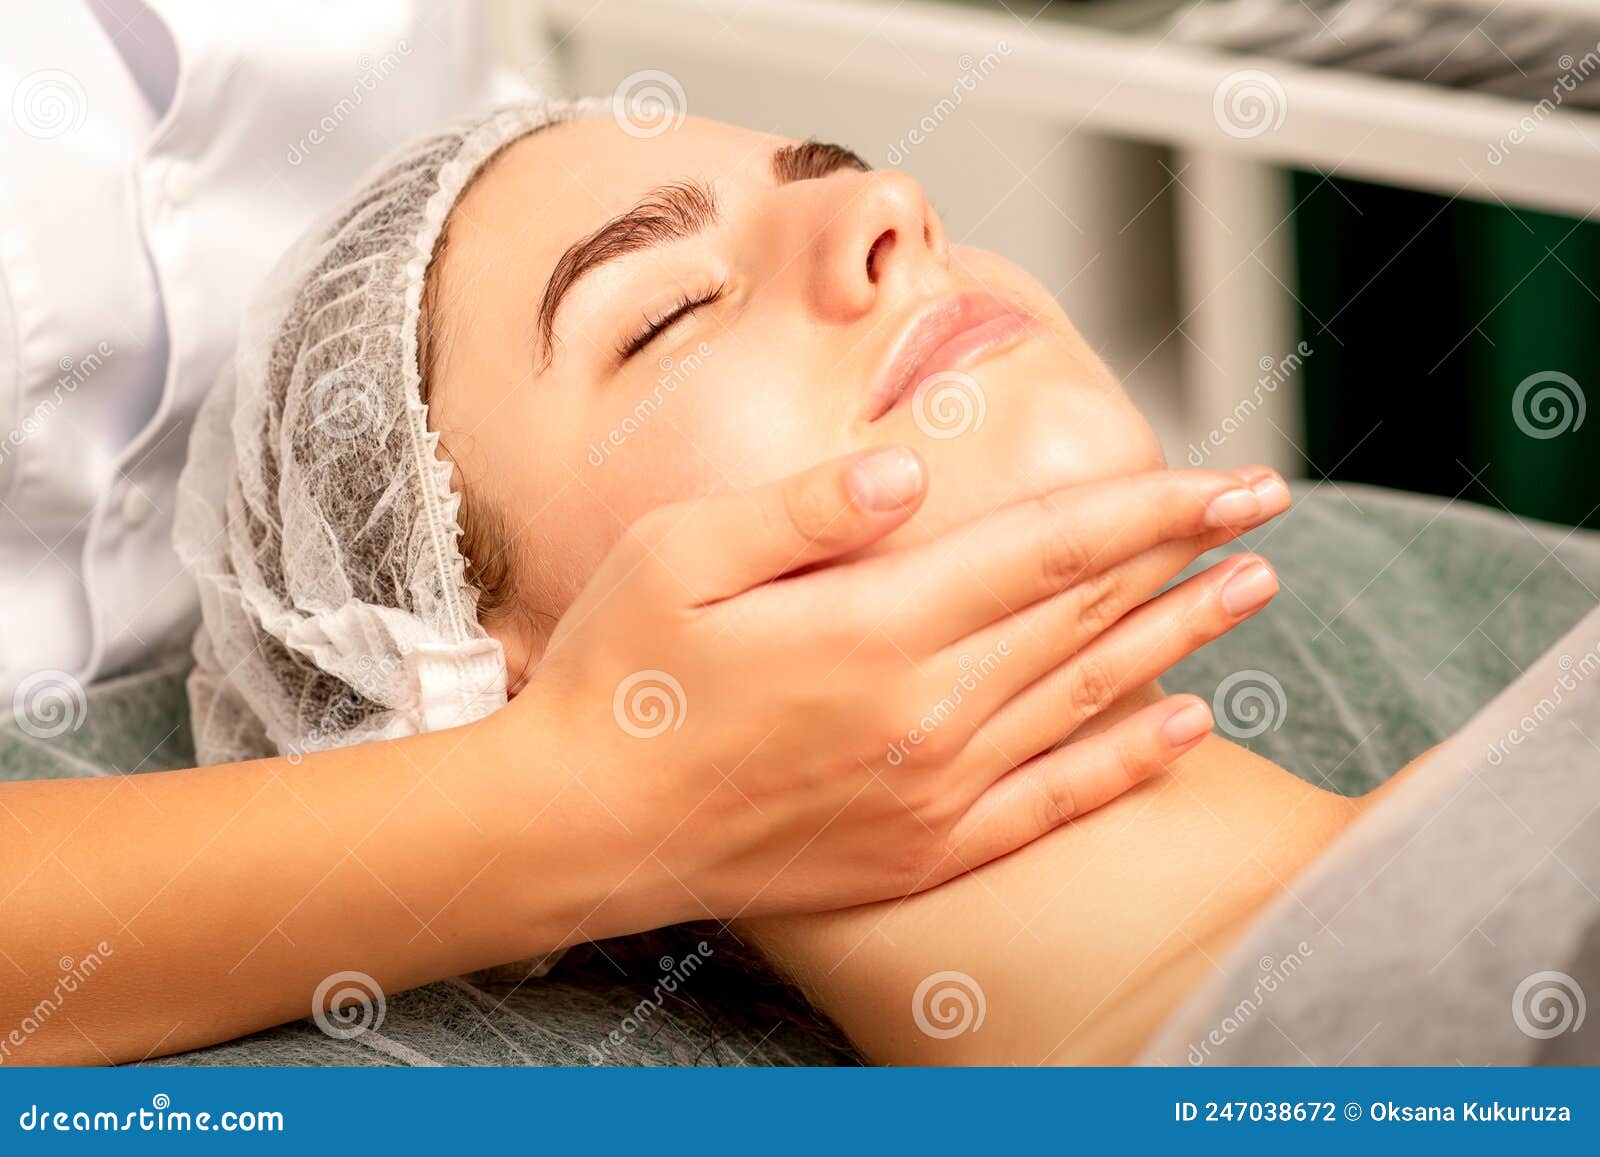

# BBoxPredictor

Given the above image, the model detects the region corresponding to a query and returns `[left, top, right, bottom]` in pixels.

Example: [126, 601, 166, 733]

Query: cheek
[552, 353, 838, 568]
[597, 347, 839, 492]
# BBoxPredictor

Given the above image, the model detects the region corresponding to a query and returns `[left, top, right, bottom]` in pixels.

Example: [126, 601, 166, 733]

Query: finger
[973, 554, 1278, 769]
[945, 694, 1213, 865]
[1234, 465, 1290, 502]
[1191, 468, 1290, 553]
[841, 466, 1289, 648]
[636, 447, 928, 602]
[942, 533, 1213, 721]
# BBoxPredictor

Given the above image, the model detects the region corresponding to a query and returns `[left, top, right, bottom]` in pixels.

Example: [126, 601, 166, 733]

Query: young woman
[173, 100, 1448, 1065]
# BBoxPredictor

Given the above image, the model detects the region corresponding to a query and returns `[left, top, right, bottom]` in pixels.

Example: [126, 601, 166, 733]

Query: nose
[803, 171, 949, 323]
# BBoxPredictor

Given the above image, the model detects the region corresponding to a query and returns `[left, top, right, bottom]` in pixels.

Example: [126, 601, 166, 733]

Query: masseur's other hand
[501, 449, 1290, 933]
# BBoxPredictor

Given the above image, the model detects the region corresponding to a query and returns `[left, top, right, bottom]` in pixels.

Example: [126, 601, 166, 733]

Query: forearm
[0, 709, 660, 1065]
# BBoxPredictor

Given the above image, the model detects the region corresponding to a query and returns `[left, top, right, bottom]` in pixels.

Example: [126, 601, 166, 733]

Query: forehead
[443, 115, 784, 278]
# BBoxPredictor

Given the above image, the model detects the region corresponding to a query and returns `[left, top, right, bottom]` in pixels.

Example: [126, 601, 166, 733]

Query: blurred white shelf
[543, 0, 1600, 219]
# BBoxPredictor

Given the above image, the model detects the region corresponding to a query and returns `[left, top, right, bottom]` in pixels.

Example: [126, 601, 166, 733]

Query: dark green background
[1291, 171, 1597, 529]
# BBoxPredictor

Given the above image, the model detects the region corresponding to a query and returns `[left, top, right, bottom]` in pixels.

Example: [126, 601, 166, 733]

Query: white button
[164, 161, 195, 205]
[121, 487, 154, 527]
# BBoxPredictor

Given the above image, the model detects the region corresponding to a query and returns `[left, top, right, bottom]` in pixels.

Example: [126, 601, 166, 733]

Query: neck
[966, 728, 1363, 1063]
[742, 692, 1370, 1065]
[1063, 729, 1361, 1059]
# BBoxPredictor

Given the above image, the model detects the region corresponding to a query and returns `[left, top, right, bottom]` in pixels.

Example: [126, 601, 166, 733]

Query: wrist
[467, 687, 693, 954]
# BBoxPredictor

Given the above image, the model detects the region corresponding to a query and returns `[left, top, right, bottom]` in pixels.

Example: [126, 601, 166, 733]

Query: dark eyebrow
[536, 179, 719, 367]
[771, 139, 871, 183]
[535, 141, 870, 366]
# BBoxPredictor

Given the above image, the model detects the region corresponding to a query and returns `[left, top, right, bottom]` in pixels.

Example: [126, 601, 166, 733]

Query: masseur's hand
[496, 449, 1289, 934]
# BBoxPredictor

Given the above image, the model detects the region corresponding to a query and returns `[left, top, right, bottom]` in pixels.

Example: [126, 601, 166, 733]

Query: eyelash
[618, 281, 727, 361]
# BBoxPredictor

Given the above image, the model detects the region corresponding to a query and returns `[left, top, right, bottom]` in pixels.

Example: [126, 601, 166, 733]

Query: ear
[488, 611, 547, 699]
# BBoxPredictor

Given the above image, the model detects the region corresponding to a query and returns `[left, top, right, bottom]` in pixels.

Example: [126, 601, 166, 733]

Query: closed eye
[618, 281, 727, 361]
[544, 142, 868, 368]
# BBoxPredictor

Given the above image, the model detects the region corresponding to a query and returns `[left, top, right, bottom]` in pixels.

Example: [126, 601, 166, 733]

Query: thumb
[650, 446, 927, 602]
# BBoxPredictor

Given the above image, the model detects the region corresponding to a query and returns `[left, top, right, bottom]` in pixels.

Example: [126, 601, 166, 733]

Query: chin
[871, 417, 1161, 560]
[952, 347, 1160, 494]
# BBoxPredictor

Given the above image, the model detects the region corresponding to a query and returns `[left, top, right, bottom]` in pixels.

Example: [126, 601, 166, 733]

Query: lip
[864, 291, 1037, 422]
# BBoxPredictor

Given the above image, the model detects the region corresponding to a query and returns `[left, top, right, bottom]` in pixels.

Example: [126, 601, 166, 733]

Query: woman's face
[426, 114, 1163, 670]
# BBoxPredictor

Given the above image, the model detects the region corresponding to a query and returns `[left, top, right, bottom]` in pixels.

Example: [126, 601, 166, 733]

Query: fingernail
[1250, 473, 1291, 511]
[1162, 701, 1213, 747]
[1221, 560, 1279, 616]
[848, 448, 924, 511]
[1203, 488, 1263, 528]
